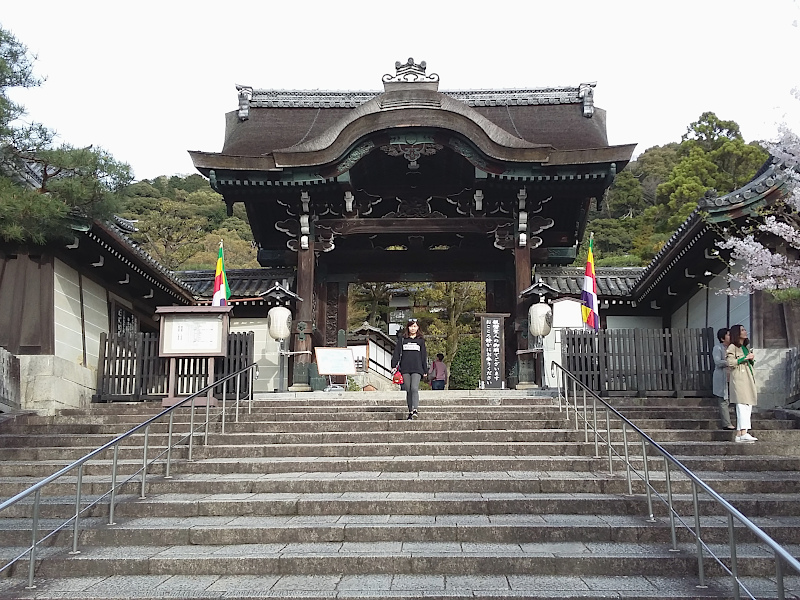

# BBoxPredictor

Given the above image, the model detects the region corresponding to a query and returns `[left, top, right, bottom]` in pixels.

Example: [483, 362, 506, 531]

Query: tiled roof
[177, 268, 295, 299]
[532, 267, 644, 297]
[92, 220, 197, 302]
[246, 87, 584, 109]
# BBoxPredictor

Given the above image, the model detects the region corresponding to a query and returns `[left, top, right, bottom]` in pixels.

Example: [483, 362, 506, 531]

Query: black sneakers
[412, 410, 418, 419]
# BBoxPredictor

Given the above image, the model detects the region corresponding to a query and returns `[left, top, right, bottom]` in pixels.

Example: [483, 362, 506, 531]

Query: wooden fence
[561, 328, 715, 397]
[0, 346, 20, 410]
[95, 331, 254, 402]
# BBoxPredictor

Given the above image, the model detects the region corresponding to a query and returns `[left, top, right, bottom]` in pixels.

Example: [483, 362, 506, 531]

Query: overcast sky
[3, 0, 799, 181]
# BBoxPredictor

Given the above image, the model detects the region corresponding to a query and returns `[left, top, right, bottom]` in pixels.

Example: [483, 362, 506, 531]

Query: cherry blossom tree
[715, 91, 800, 299]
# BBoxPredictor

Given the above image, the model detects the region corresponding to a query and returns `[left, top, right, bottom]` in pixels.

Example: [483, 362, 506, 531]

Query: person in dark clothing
[391, 318, 428, 420]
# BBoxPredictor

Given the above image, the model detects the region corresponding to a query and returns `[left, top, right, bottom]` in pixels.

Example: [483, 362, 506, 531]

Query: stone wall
[754, 348, 794, 409]
[0, 347, 20, 412]
[19, 355, 95, 416]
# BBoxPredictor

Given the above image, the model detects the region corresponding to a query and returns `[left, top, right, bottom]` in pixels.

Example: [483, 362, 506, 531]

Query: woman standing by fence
[726, 324, 758, 443]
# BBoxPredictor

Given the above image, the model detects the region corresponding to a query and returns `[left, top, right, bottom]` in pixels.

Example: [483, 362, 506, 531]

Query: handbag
[392, 335, 404, 385]
[392, 370, 404, 385]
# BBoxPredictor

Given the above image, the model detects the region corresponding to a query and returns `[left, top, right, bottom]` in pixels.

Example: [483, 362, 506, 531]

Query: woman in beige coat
[726, 324, 757, 443]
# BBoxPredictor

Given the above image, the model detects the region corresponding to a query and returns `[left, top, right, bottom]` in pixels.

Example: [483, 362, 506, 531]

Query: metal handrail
[0, 361, 258, 589]
[551, 361, 800, 600]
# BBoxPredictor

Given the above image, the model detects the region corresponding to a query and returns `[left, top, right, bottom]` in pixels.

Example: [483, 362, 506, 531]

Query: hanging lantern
[267, 306, 293, 341]
[528, 300, 552, 337]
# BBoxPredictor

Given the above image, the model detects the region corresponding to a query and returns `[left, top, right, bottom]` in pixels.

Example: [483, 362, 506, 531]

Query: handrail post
[69, 464, 84, 554]
[164, 412, 174, 479]
[108, 445, 119, 525]
[583, 388, 588, 443]
[622, 423, 632, 496]
[221, 379, 228, 434]
[140, 425, 149, 499]
[249, 365, 254, 414]
[26, 489, 41, 589]
[574, 383, 580, 431]
[728, 513, 740, 600]
[641, 438, 656, 522]
[605, 410, 613, 475]
[592, 395, 600, 458]
[664, 457, 678, 551]
[692, 481, 707, 588]
[775, 553, 785, 600]
[204, 384, 212, 446]
[188, 396, 196, 462]
[235, 372, 242, 423]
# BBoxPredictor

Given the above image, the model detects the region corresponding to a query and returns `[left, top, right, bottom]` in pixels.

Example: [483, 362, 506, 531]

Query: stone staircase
[1, 390, 799, 599]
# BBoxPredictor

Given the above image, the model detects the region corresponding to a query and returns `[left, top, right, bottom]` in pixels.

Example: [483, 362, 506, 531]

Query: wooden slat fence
[788, 347, 800, 406]
[561, 328, 714, 397]
[95, 332, 254, 402]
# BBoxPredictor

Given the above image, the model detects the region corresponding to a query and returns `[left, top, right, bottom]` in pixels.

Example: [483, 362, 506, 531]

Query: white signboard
[315, 347, 357, 376]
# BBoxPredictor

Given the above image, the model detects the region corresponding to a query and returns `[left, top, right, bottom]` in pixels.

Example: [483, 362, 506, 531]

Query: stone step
[4, 452, 800, 480]
[3, 470, 800, 500]
[2, 541, 795, 579]
[2, 572, 795, 600]
[3, 491, 799, 520]
[3, 514, 800, 547]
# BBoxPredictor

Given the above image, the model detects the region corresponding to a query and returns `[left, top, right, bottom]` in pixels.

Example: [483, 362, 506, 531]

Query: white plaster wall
[53, 260, 84, 365]
[671, 303, 687, 329]
[230, 318, 277, 392]
[82, 276, 109, 369]
[686, 287, 707, 330]
[707, 274, 729, 333]
[53, 259, 109, 371]
[606, 316, 662, 330]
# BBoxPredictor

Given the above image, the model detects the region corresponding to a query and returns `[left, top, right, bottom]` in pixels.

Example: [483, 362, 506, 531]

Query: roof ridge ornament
[236, 85, 253, 121]
[383, 58, 439, 92]
[578, 82, 596, 118]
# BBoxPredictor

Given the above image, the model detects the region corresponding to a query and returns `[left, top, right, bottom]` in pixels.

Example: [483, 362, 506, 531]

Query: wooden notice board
[314, 347, 357, 376]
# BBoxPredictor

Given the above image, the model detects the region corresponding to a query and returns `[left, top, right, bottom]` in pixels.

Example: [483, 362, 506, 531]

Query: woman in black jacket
[391, 318, 428, 420]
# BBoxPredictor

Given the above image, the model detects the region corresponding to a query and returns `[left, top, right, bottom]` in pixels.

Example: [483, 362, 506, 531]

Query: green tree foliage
[413, 282, 484, 375]
[0, 26, 132, 244]
[121, 174, 256, 269]
[348, 283, 399, 330]
[448, 335, 480, 390]
[585, 112, 768, 266]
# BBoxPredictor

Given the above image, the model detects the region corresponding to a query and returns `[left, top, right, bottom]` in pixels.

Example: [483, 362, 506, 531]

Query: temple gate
[190, 59, 634, 388]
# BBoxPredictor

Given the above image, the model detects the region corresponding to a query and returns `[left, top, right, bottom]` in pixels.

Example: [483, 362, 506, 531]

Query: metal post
[221, 379, 227, 434]
[69, 464, 83, 554]
[164, 412, 174, 479]
[235, 372, 241, 423]
[776, 553, 785, 600]
[249, 365, 254, 414]
[606, 410, 613, 475]
[26, 489, 41, 589]
[728, 513, 740, 600]
[641, 438, 655, 522]
[204, 383, 212, 446]
[140, 425, 149, 499]
[664, 457, 678, 551]
[622, 423, 632, 496]
[583, 388, 588, 443]
[109, 445, 119, 525]
[188, 397, 196, 462]
[593, 396, 600, 458]
[572, 390, 586, 431]
[692, 481, 707, 588]
[278, 338, 286, 393]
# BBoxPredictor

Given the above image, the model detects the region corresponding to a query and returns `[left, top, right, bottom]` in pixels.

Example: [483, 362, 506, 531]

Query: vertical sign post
[476, 313, 510, 389]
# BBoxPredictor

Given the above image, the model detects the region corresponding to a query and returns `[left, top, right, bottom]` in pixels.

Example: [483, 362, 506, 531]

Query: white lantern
[528, 301, 552, 337]
[267, 306, 292, 341]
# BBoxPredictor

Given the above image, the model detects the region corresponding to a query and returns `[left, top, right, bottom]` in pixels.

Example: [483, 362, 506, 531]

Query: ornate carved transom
[380, 134, 443, 170]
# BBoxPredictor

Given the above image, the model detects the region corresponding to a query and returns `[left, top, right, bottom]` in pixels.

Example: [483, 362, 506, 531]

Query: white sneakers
[735, 433, 758, 443]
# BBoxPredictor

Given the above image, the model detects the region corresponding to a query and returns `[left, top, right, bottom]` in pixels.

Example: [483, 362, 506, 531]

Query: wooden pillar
[290, 236, 314, 391]
[514, 243, 536, 388]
